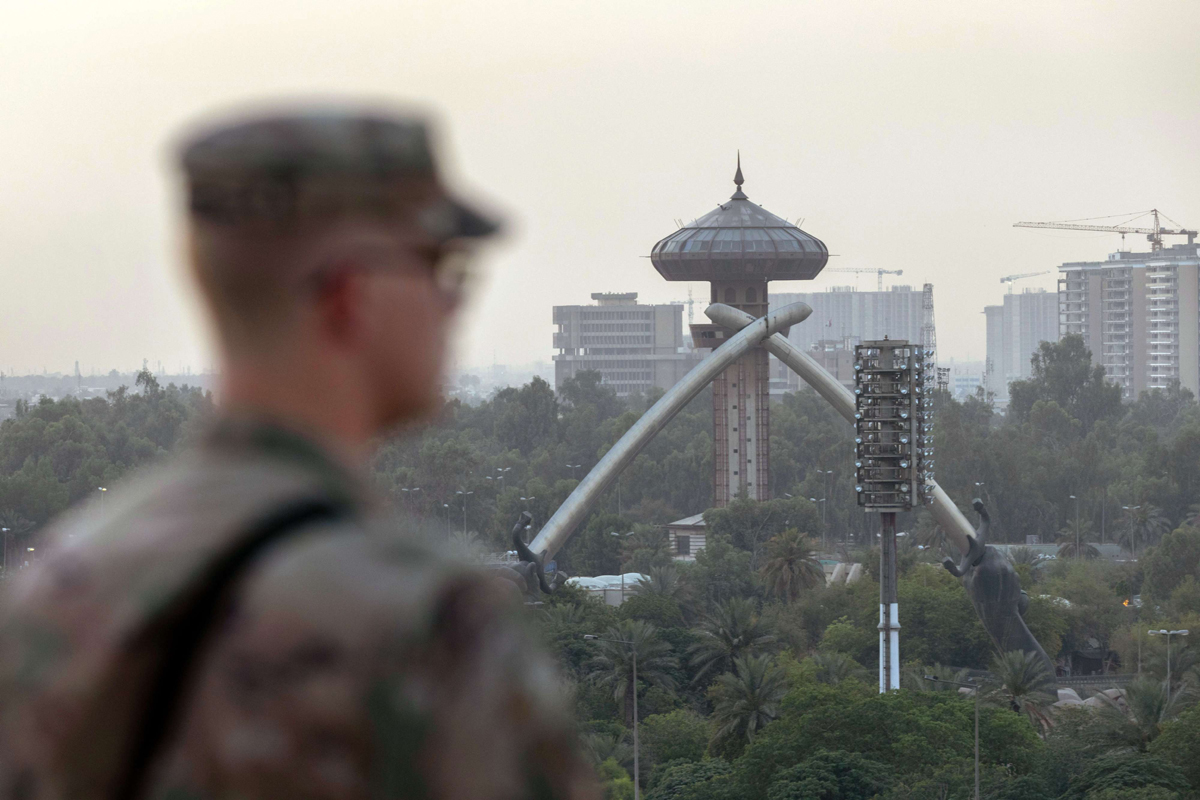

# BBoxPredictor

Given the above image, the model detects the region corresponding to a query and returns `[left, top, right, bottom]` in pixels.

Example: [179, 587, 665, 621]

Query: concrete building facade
[983, 289, 1060, 398]
[552, 293, 700, 398]
[770, 285, 925, 352]
[1058, 244, 1200, 399]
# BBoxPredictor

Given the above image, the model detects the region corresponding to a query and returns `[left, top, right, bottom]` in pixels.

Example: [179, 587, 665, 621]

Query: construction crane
[999, 271, 1050, 293]
[1014, 209, 1197, 253]
[823, 267, 903, 291]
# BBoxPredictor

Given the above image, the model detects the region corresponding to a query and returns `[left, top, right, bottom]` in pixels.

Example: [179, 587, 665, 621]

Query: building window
[676, 534, 691, 556]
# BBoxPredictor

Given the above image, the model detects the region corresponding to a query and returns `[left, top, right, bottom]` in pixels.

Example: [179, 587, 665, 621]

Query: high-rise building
[770, 285, 925, 352]
[983, 288, 1060, 398]
[650, 159, 828, 506]
[552, 293, 701, 397]
[1058, 243, 1200, 399]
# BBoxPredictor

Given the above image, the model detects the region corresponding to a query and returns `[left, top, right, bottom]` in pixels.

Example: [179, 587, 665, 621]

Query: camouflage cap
[179, 107, 500, 241]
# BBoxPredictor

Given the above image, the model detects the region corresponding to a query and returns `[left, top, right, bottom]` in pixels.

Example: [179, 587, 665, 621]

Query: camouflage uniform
[0, 109, 597, 800]
[0, 419, 595, 800]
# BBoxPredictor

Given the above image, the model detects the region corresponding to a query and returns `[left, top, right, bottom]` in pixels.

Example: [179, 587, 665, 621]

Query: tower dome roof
[650, 156, 828, 282]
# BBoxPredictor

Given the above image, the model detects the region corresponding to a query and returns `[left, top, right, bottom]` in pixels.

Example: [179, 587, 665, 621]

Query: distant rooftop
[591, 292, 638, 305]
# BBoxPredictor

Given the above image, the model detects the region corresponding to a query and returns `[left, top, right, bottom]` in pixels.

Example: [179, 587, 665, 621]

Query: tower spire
[731, 151, 747, 200]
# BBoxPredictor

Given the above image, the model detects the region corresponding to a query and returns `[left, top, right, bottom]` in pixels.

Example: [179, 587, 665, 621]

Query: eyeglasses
[309, 242, 478, 305]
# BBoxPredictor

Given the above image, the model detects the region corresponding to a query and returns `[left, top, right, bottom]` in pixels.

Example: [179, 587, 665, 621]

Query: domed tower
[650, 157, 828, 505]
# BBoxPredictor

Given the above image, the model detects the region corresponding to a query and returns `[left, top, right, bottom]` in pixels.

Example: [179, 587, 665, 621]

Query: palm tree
[688, 597, 776, 686]
[1090, 678, 1192, 751]
[1007, 546, 1043, 568]
[580, 730, 633, 771]
[447, 530, 485, 561]
[758, 529, 824, 602]
[1055, 532, 1101, 560]
[540, 603, 587, 630]
[987, 650, 1057, 734]
[634, 564, 692, 613]
[1184, 503, 1200, 529]
[1145, 643, 1199, 696]
[1120, 505, 1171, 557]
[587, 620, 678, 726]
[811, 652, 868, 686]
[710, 655, 787, 749]
[902, 663, 972, 692]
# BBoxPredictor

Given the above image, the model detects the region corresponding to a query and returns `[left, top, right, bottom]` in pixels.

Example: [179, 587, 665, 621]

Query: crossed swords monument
[507, 161, 1050, 680]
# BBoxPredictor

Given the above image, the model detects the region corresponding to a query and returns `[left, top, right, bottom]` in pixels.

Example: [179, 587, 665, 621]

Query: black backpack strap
[114, 497, 350, 800]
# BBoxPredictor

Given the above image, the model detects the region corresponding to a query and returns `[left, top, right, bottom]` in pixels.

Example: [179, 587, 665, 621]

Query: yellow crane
[824, 267, 903, 291]
[1014, 209, 1196, 253]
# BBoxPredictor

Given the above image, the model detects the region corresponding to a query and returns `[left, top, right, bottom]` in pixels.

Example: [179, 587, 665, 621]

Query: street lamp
[566, 464, 582, 479]
[400, 487, 421, 510]
[1149, 629, 1189, 704]
[1122, 505, 1142, 557]
[455, 490, 473, 534]
[584, 634, 640, 800]
[925, 674, 981, 800]
[98, 486, 107, 511]
[808, 497, 828, 550]
[1069, 494, 1080, 560]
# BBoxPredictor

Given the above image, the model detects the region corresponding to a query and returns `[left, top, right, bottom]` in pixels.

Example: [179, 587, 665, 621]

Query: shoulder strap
[114, 498, 350, 800]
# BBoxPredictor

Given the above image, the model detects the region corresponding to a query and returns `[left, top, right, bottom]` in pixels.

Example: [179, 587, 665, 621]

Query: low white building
[567, 573, 647, 606]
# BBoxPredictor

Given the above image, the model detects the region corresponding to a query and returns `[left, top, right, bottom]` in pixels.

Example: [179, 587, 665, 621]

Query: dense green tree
[1063, 755, 1191, 800]
[704, 497, 821, 570]
[1008, 335, 1124, 432]
[1148, 702, 1200, 789]
[640, 710, 709, 772]
[645, 760, 736, 800]
[1141, 526, 1200, 605]
[736, 682, 1041, 800]
[687, 535, 759, 612]
[765, 750, 892, 800]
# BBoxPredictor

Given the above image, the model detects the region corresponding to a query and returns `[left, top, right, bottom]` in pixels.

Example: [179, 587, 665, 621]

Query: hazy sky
[2, 0, 1197, 375]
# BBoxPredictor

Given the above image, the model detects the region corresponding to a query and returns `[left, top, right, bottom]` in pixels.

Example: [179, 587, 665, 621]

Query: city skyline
[1, 1, 1197, 375]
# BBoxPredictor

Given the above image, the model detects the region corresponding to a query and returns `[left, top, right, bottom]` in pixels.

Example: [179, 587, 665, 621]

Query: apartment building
[1058, 244, 1200, 399]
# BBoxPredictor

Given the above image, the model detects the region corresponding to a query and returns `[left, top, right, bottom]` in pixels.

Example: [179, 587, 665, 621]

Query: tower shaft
[707, 280, 770, 505]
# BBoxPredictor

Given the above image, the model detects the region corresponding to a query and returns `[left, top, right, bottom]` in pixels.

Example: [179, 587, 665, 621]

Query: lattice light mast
[854, 339, 934, 692]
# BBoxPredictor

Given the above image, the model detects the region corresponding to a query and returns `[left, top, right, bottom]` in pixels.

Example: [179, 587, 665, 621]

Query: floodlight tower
[853, 339, 935, 691]
[650, 157, 828, 505]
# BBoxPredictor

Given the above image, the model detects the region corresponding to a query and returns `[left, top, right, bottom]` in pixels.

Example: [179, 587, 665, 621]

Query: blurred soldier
[0, 108, 596, 800]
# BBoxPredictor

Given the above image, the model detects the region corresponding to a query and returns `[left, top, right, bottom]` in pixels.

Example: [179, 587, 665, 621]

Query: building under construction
[1058, 243, 1200, 399]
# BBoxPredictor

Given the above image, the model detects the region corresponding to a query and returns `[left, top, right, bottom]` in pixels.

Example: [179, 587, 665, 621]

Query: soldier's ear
[313, 260, 370, 348]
